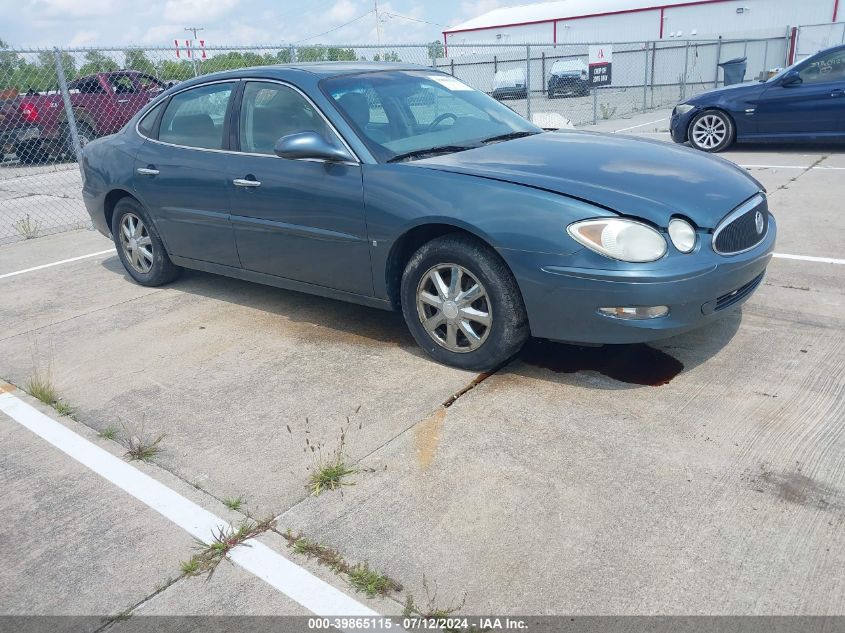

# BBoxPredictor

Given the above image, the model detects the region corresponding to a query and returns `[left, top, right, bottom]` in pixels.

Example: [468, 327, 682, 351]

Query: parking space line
[613, 117, 668, 133]
[0, 390, 377, 619]
[0, 249, 115, 280]
[773, 253, 845, 265]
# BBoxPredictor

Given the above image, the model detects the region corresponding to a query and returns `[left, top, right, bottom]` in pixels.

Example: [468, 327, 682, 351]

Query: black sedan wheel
[401, 234, 529, 371]
[112, 197, 181, 286]
[688, 110, 734, 152]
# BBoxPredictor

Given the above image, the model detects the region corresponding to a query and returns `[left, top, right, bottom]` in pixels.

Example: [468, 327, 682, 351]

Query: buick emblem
[754, 211, 764, 234]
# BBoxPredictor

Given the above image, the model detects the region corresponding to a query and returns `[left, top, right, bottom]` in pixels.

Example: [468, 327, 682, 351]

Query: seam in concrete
[94, 575, 184, 631]
[769, 154, 829, 195]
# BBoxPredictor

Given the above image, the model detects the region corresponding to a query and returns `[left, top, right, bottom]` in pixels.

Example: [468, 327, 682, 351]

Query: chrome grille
[713, 194, 769, 255]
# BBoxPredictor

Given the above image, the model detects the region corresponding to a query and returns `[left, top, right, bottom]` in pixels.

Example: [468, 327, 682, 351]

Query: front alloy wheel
[416, 263, 492, 353]
[689, 110, 733, 152]
[400, 234, 529, 371]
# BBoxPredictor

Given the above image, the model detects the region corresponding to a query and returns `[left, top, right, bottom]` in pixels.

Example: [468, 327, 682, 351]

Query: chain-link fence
[0, 37, 791, 245]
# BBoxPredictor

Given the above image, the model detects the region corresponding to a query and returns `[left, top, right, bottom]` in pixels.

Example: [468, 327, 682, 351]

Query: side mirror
[780, 70, 802, 87]
[273, 131, 353, 162]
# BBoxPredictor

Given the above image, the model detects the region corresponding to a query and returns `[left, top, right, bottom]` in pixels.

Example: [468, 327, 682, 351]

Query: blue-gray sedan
[81, 63, 775, 371]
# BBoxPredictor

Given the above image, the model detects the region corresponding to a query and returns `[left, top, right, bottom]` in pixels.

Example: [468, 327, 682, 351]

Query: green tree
[427, 40, 445, 61]
[78, 50, 119, 76]
[123, 49, 156, 75]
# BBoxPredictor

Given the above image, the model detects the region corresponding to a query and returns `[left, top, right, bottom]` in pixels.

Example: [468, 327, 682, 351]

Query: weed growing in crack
[223, 495, 245, 512]
[14, 214, 41, 239]
[282, 529, 402, 598]
[119, 420, 165, 462]
[53, 401, 73, 416]
[181, 515, 276, 579]
[403, 575, 467, 620]
[304, 415, 359, 496]
[99, 426, 119, 440]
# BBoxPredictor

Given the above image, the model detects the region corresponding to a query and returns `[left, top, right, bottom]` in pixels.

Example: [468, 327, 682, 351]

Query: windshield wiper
[386, 145, 478, 163]
[481, 130, 539, 144]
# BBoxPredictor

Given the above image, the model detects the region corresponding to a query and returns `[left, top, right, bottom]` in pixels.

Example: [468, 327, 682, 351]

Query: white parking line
[0, 389, 377, 620]
[613, 118, 668, 133]
[773, 253, 845, 265]
[0, 249, 115, 280]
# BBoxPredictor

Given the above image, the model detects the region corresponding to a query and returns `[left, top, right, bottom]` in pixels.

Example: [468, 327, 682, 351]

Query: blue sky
[0, 0, 504, 48]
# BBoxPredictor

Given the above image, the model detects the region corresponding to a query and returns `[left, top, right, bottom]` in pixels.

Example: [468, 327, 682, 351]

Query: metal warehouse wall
[444, 0, 838, 46]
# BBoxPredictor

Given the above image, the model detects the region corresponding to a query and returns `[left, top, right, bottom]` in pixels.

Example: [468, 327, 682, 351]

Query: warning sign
[588, 45, 613, 86]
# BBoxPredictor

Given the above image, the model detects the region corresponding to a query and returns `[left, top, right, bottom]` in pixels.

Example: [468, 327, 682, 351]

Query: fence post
[541, 51, 545, 89]
[450, 58, 454, 76]
[714, 36, 722, 87]
[681, 40, 690, 100]
[763, 39, 769, 72]
[525, 45, 532, 122]
[592, 87, 598, 125]
[53, 48, 83, 175]
[642, 42, 649, 111]
[289, 44, 296, 63]
[649, 41, 656, 108]
[493, 55, 497, 73]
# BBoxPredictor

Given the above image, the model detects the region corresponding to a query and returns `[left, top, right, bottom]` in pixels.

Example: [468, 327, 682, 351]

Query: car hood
[413, 131, 761, 228]
[686, 80, 765, 103]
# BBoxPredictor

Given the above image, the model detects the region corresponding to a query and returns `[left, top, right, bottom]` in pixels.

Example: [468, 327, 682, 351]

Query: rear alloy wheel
[401, 234, 529, 371]
[688, 110, 733, 152]
[112, 197, 181, 287]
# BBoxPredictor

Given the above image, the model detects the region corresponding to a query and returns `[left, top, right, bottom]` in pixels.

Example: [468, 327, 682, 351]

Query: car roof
[213, 61, 433, 78]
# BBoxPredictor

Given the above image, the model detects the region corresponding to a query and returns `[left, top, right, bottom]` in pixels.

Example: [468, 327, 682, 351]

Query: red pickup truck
[1, 70, 166, 164]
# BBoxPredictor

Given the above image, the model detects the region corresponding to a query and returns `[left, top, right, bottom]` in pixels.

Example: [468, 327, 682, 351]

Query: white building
[443, 0, 841, 47]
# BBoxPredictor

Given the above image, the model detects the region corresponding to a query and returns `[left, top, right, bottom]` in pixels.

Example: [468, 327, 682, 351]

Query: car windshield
[322, 70, 541, 162]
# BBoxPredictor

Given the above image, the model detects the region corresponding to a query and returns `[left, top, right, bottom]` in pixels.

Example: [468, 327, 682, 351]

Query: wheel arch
[103, 188, 138, 236]
[687, 107, 737, 147]
[384, 221, 519, 311]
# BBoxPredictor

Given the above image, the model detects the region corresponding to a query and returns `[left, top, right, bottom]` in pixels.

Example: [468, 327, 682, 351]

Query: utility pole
[184, 26, 204, 76]
[373, 0, 384, 60]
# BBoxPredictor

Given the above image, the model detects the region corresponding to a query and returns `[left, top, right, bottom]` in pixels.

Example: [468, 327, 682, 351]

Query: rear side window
[137, 101, 164, 138]
[159, 82, 234, 150]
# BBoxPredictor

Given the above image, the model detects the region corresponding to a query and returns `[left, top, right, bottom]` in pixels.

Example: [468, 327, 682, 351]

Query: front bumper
[503, 214, 776, 344]
[548, 76, 588, 95]
[669, 108, 696, 143]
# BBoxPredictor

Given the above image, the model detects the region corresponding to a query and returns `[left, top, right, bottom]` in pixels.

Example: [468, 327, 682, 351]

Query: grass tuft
[99, 426, 119, 440]
[27, 374, 57, 406]
[183, 516, 275, 578]
[53, 401, 73, 416]
[119, 421, 165, 462]
[307, 423, 357, 496]
[223, 495, 245, 512]
[282, 529, 401, 597]
[403, 575, 467, 620]
[14, 214, 41, 239]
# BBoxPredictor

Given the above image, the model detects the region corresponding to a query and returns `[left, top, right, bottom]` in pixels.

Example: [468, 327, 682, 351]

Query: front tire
[688, 109, 734, 152]
[400, 234, 529, 371]
[111, 197, 181, 287]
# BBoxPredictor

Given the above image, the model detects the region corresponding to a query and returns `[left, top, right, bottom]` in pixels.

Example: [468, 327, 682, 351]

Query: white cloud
[35, 0, 115, 17]
[162, 0, 237, 22]
[458, 0, 502, 20]
[68, 30, 99, 47]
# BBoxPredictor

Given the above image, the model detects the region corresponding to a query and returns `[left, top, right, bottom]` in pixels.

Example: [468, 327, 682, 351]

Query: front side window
[323, 70, 540, 162]
[799, 49, 845, 84]
[159, 82, 234, 150]
[238, 81, 336, 155]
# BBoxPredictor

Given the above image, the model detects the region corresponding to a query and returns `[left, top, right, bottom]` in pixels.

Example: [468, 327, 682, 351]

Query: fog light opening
[598, 306, 670, 320]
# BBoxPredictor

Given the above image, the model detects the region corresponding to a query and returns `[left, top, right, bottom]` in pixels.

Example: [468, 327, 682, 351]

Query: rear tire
[111, 197, 181, 287]
[14, 140, 48, 164]
[400, 234, 529, 371]
[688, 109, 734, 152]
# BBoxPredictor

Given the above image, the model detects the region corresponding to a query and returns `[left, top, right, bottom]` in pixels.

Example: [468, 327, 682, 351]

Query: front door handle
[233, 178, 261, 188]
[136, 167, 159, 176]
[117, 99, 130, 103]
[831, 89, 844, 98]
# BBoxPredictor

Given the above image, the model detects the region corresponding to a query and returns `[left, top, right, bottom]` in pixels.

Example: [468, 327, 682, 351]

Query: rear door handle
[832, 89, 844, 98]
[233, 178, 261, 188]
[136, 167, 159, 176]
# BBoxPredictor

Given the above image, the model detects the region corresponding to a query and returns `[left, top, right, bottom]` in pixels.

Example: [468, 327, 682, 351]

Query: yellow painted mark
[0, 384, 15, 394]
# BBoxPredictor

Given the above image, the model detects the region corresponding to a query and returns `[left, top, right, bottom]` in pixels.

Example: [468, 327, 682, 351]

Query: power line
[291, 10, 374, 44]
[382, 12, 448, 28]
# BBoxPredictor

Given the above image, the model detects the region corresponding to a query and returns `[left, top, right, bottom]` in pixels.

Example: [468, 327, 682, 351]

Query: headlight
[673, 104, 694, 116]
[668, 218, 696, 253]
[567, 218, 667, 263]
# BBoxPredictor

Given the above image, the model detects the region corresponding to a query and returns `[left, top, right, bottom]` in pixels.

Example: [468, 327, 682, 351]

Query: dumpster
[719, 57, 747, 86]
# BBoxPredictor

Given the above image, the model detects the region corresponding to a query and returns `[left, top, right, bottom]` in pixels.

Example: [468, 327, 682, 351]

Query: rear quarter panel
[81, 130, 141, 235]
